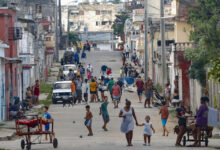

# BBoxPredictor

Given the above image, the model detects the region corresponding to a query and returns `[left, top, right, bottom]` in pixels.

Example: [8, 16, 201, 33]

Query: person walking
[84, 105, 93, 136]
[94, 77, 100, 102]
[86, 40, 90, 52]
[83, 79, 89, 103]
[80, 65, 85, 82]
[90, 79, 96, 103]
[119, 99, 138, 147]
[70, 78, 76, 104]
[164, 83, 171, 106]
[74, 52, 79, 64]
[34, 80, 40, 105]
[192, 97, 209, 147]
[87, 64, 93, 80]
[99, 96, 109, 131]
[101, 65, 108, 76]
[112, 82, 121, 108]
[81, 51, 86, 64]
[107, 78, 114, 101]
[144, 79, 153, 108]
[159, 101, 169, 136]
[99, 76, 105, 101]
[137, 115, 155, 146]
[135, 76, 144, 103]
[75, 76, 83, 104]
[117, 78, 124, 103]
[175, 102, 187, 146]
[125, 45, 130, 58]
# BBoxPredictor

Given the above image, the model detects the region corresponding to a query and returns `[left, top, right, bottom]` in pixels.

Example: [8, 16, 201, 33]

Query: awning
[0, 57, 22, 63]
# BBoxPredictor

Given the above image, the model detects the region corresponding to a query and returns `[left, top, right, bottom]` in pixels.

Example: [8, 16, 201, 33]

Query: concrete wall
[174, 21, 192, 43]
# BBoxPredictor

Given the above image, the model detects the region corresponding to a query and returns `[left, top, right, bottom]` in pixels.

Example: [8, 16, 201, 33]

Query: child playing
[138, 115, 155, 146]
[42, 106, 52, 140]
[99, 96, 109, 131]
[84, 105, 93, 136]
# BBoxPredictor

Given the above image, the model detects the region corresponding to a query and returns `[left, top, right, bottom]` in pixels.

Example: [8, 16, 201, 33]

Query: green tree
[68, 32, 80, 46]
[111, 12, 129, 40]
[185, 0, 220, 86]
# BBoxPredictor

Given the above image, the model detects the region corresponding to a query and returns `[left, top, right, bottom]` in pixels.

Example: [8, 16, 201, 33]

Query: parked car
[62, 64, 77, 76]
[52, 81, 72, 104]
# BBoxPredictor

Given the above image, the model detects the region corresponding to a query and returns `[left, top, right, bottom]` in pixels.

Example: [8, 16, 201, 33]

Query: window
[109, 21, 112, 25]
[46, 37, 51, 41]
[101, 10, 108, 14]
[69, 22, 74, 26]
[36, 4, 42, 13]
[96, 21, 99, 26]
[96, 10, 100, 15]
[108, 11, 112, 14]
[101, 21, 108, 25]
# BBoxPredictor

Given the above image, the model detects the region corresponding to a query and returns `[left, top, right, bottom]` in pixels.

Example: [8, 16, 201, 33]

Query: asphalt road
[1, 51, 219, 150]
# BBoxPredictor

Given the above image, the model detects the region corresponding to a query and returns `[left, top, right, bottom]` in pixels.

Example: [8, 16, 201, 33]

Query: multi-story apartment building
[62, 3, 124, 51]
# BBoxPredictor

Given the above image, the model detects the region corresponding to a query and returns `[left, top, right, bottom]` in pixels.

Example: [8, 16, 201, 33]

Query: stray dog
[63, 100, 73, 107]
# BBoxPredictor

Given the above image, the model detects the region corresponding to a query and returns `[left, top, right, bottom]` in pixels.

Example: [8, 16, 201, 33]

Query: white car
[63, 64, 77, 76]
[66, 47, 75, 52]
[52, 81, 72, 104]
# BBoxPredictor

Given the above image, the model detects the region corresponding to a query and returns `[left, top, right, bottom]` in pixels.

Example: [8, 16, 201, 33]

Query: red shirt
[107, 70, 112, 75]
[136, 80, 144, 92]
[112, 85, 120, 96]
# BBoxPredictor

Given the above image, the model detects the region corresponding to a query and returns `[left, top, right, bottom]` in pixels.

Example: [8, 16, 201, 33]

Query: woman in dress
[119, 99, 138, 146]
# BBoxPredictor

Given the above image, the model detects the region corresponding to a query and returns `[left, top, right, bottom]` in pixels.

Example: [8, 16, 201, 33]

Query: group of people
[84, 97, 156, 146]
[120, 63, 139, 78]
[9, 80, 40, 119]
[24, 80, 40, 108]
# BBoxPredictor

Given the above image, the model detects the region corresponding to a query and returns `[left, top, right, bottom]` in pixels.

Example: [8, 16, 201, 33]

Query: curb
[0, 131, 16, 141]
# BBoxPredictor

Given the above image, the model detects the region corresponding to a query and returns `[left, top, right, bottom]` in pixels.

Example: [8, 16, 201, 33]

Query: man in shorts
[70, 78, 76, 105]
[145, 78, 153, 108]
[99, 96, 109, 131]
[135, 76, 144, 103]
[112, 82, 121, 108]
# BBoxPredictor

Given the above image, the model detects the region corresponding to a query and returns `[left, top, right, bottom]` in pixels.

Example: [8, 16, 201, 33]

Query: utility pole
[160, 0, 167, 88]
[67, 7, 70, 47]
[144, 0, 148, 81]
[149, 18, 155, 82]
[59, 0, 62, 49]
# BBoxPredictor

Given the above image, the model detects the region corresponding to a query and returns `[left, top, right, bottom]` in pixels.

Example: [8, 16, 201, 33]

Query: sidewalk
[0, 63, 60, 141]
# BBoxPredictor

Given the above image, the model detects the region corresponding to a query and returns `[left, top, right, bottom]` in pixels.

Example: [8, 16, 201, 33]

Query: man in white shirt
[125, 45, 130, 58]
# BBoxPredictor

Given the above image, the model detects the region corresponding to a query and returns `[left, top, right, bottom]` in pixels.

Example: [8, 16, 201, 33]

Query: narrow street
[0, 51, 219, 150]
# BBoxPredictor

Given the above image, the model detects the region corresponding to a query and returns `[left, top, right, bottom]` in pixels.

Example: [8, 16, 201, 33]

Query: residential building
[0, 8, 22, 120]
[62, 3, 124, 51]
[0, 41, 9, 122]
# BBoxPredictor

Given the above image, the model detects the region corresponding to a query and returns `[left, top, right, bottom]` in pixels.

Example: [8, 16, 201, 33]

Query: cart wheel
[26, 143, 31, 150]
[183, 136, 186, 146]
[21, 139, 25, 149]
[205, 137, 208, 147]
[53, 138, 58, 148]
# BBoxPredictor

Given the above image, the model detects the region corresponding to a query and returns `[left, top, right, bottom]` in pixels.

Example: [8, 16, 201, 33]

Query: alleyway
[0, 51, 219, 150]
